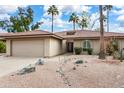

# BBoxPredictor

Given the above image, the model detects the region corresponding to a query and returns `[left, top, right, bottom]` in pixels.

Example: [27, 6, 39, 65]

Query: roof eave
[1, 34, 63, 40]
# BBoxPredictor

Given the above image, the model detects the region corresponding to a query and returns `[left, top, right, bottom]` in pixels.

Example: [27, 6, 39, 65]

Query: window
[83, 40, 91, 49]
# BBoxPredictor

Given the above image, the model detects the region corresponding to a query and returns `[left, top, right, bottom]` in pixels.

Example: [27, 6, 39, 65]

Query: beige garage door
[12, 39, 44, 57]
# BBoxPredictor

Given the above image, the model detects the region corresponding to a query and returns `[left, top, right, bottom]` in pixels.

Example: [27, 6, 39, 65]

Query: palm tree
[78, 11, 88, 30]
[99, 5, 105, 59]
[103, 5, 113, 32]
[69, 12, 79, 31]
[47, 5, 59, 32]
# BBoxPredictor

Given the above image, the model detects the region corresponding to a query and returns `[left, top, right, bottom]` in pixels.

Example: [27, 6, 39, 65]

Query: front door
[67, 42, 73, 52]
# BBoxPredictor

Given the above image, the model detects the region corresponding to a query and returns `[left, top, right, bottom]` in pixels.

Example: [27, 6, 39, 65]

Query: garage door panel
[12, 40, 44, 57]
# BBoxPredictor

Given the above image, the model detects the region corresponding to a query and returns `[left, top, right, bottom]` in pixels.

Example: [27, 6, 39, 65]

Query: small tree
[0, 41, 6, 53]
[0, 7, 43, 32]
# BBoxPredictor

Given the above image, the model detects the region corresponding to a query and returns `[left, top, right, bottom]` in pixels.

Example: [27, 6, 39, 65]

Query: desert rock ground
[0, 54, 124, 88]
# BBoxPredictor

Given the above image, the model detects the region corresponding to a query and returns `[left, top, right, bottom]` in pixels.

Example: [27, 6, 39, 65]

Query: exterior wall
[74, 39, 100, 54]
[6, 37, 63, 57]
[118, 39, 124, 50]
[62, 40, 67, 53]
[6, 40, 12, 56]
[49, 37, 63, 57]
[92, 40, 100, 54]
[44, 38, 50, 57]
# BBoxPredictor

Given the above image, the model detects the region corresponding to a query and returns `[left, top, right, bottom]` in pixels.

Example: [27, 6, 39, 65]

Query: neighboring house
[0, 30, 124, 57]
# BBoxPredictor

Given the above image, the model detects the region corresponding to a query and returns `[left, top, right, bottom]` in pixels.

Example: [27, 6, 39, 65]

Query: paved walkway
[0, 56, 38, 77]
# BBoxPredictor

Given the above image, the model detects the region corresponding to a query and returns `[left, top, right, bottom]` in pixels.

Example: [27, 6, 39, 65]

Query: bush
[74, 47, 82, 55]
[83, 48, 87, 51]
[83, 48, 93, 55]
[75, 60, 83, 64]
[119, 52, 124, 60]
[106, 43, 114, 55]
[106, 40, 119, 56]
[113, 51, 124, 61]
[87, 48, 93, 55]
[113, 51, 120, 59]
[0, 41, 6, 53]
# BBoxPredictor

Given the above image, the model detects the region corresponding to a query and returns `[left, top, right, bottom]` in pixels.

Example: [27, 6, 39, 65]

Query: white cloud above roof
[117, 15, 124, 21]
[42, 5, 92, 31]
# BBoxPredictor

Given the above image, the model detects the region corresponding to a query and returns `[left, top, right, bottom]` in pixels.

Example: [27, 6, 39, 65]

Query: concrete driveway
[0, 56, 38, 77]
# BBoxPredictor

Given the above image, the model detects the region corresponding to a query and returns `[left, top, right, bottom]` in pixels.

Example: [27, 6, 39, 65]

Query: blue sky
[0, 5, 124, 33]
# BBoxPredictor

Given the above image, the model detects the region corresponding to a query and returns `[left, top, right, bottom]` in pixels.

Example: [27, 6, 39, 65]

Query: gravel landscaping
[0, 54, 124, 88]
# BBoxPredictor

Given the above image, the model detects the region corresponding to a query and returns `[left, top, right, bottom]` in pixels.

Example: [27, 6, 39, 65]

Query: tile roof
[54, 30, 124, 39]
[0, 30, 52, 36]
[0, 30, 124, 40]
[0, 30, 63, 39]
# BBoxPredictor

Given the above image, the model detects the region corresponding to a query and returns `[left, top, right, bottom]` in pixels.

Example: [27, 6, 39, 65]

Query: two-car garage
[12, 39, 44, 57]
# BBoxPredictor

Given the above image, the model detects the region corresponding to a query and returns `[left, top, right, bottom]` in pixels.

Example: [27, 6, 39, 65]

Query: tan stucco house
[0, 30, 124, 57]
[0, 30, 64, 57]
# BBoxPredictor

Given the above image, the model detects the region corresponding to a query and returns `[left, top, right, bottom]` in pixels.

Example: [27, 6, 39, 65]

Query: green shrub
[119, 52, 124, 60]
[74, 47, 82, 55]
[0, 41, 6, 53]
[113, 51, 120, 59]
[87, 48, 93, 55]
[106, 43, 114, 55]
[106, 40, 119, 56]
[113, 51, 124, 61]
[83, 48, 93, 55]
[83, 48, 87, 51]
[75, 60, 83, 64]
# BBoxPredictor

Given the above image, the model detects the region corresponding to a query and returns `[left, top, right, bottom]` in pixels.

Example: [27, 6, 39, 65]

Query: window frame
[83, 40, 91, 49]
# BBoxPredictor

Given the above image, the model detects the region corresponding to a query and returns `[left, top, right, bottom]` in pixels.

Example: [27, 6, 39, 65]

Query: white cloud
[0, 5, 27, 14]
[59, 5, 91, 15]
[42, 5, 92, 31]
[0, 14, 10, 21]
[40, 17, 71, 29]
[0, 5, 27, 21]
[88, 12, 100, 30]
[112, 6, 124, 22]
[0, 28, 8, 33]
[43, 5, 92, 15]
[109, 23, 124, 33]
[114, 5, 124, 9]
[117, 15, 124, 21]
[112, 9, 124, 15]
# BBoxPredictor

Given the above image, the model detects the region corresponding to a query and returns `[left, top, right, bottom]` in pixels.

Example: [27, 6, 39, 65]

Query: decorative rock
[11, 74, 14, 76]
[73, 67, 76, 70]
[35, 59, 44, 65]
[76, 64, 79, 67]
[17, 64, 35, 75]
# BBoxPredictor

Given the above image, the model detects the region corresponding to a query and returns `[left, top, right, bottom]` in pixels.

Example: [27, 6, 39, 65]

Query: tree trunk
[99, 5, 105, 59]
[107, 10, 109, 32]
[82, 26, 84, 30]
[73, 21, 75, 31]
[52, 13, 54, 32]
